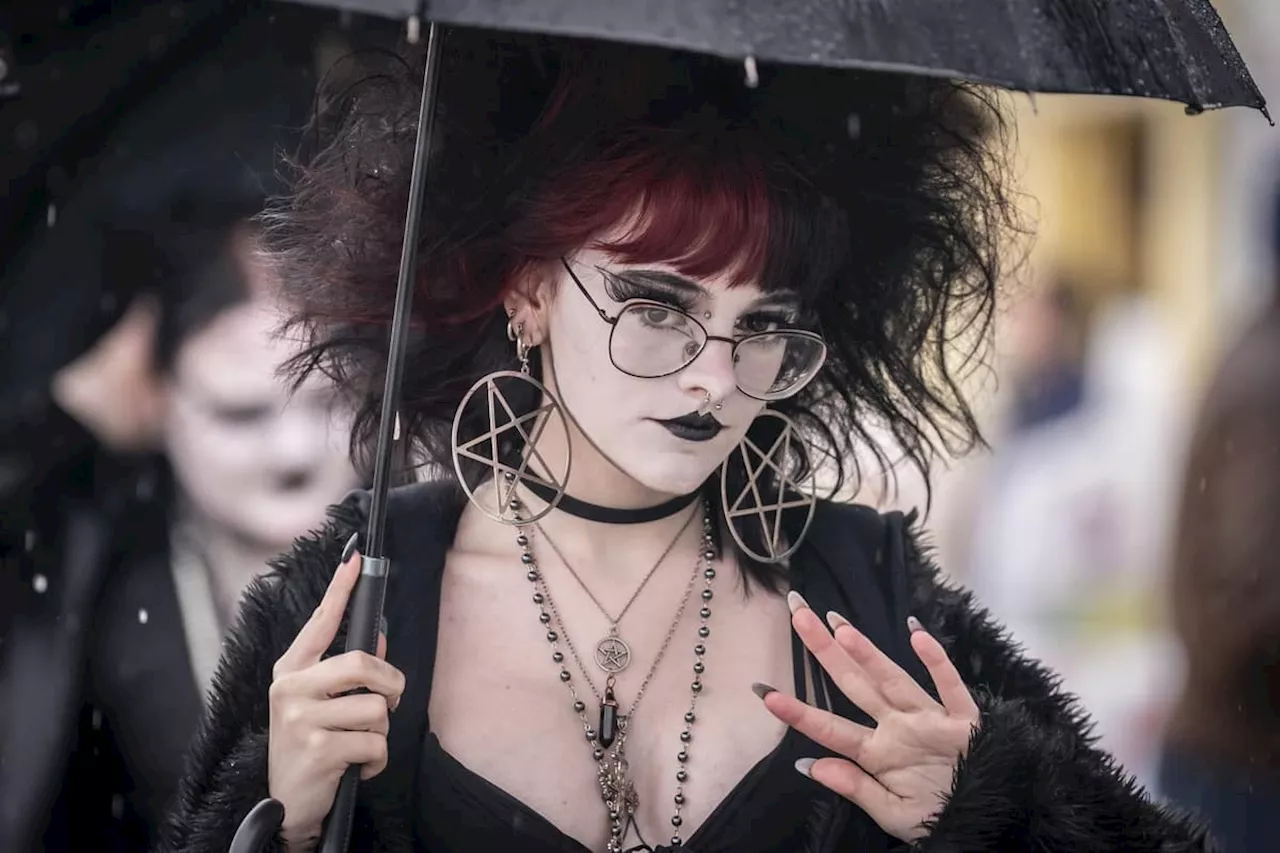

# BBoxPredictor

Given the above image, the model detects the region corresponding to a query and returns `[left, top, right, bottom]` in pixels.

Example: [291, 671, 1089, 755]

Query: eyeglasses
[560, 258, 827, 401]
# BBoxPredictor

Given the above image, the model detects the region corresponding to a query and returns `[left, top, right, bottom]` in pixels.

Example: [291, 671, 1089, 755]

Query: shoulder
[805, 498, 926, 600]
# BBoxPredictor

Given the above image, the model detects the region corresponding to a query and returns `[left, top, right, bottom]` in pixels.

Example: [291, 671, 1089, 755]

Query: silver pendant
[594, 628, 631, 673]
[599, 745, 639, 853]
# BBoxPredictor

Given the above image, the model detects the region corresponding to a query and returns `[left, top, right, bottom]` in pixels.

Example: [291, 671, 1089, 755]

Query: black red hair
[261, 30, 1019, 585]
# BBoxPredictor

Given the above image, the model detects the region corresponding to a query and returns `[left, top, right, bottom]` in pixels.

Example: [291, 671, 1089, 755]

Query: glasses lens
[612, 303, 707, 377]
[734, 333, 827, 399]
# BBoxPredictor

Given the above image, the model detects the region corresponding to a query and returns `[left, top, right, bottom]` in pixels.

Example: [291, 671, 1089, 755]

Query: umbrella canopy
[282, 0, 1267, 117]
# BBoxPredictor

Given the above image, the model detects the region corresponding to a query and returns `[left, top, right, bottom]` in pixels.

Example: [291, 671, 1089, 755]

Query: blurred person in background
[1158, 181, 1280, 853]
[960, 276, 1188, 786]
[1003, 278, 1090, 433]
[0, 9, 378, 849]
[0, 192, 362, 852]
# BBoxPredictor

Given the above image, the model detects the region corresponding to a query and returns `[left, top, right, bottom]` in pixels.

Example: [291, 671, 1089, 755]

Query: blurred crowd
[2, 3, 1278, 853]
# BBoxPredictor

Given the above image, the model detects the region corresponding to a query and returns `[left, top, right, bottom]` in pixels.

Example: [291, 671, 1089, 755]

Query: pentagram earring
[719, 409, 818, 563]
[450, 315, 571, 524]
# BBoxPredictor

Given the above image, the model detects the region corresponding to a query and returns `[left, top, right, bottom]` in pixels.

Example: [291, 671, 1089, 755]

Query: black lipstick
[654, 412, 724, 442]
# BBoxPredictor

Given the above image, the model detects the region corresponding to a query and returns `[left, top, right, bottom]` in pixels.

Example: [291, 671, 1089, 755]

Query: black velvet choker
[518, 477, 701, 524]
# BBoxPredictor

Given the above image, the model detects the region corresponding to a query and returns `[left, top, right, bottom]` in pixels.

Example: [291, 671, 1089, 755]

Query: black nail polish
[340, 532, 359, 564]
[751, 682, 777, 700]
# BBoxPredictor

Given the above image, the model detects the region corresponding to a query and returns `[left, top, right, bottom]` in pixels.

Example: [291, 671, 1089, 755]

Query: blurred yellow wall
[1010, 94, 1224, 389]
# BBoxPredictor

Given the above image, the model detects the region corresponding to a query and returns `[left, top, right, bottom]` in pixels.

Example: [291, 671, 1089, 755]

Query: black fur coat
[159, 483, 1215, 853]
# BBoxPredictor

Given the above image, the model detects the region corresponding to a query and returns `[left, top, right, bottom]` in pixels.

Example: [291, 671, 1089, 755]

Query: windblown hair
[261, 29, 1019, 585]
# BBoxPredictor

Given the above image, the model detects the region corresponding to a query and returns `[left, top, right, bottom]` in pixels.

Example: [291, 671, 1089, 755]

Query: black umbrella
[229, 2, 1268, 852]
[291, 0, 1267, 114]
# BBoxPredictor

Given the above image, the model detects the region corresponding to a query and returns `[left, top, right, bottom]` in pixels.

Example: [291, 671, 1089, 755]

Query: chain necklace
[513, 497, 717, 852]
[535, 507, 696, 677]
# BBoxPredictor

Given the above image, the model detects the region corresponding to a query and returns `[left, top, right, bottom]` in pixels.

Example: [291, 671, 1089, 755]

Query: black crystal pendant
[599, 687, 620, 749]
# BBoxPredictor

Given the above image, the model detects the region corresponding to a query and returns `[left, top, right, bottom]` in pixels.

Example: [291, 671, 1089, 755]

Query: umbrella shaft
[316, 19, 445, 853]
[364, 18, 445, 560]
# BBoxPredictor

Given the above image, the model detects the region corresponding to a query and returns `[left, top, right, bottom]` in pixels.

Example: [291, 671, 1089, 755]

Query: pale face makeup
[162, 295, 360, 551]
[522, 246, 808, 503]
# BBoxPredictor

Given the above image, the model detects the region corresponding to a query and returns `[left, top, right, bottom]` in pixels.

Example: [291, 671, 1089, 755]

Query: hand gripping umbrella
[228, 2, 1267, 852]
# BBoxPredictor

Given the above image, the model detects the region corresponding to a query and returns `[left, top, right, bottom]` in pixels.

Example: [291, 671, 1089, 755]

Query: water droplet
[138, 608, 149, 625]
[847, 113, 862, 140]
[24, 529, 36, 552]
[46, 204, 57, 227]
[32, 574, 48, 594]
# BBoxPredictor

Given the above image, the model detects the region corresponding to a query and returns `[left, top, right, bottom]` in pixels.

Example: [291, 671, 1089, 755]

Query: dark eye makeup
[599, 268, 701, 312]
[598, 266, 808, 332]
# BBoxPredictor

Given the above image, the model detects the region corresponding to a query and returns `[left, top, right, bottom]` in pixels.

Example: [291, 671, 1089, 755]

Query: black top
[417, 727, 819, 853]
[416, 655, 826, 853]
[368, 484, 911, 853]
[364, 483, 885, 853]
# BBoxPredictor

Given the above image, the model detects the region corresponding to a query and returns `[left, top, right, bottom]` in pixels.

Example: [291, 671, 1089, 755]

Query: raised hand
[756, 591, 979, 842]
[267, 534, 406, 851]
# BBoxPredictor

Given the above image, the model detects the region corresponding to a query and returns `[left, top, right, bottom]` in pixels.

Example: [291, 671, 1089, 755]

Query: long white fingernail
[907, 616, 924, 633]
[826, 610, 851, 631]
[794, 757, 817, 778]
[787, 590, 809, 615]
[340, 532, 360, 565]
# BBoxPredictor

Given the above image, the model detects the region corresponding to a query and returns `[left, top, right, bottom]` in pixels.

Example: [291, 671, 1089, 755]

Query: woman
[161, 34, 1214, 853]
[1, 196, 361, 853]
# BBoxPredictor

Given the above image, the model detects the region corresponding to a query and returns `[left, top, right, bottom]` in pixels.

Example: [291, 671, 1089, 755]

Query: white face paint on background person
[161, 235, 361, 553]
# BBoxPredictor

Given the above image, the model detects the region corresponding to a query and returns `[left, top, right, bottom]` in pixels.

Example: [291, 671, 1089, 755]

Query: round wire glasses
[560, 258, 827, 401]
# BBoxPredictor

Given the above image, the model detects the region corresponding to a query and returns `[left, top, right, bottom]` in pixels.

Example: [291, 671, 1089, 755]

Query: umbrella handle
[227, 798, 285, 853]
[318, 558, 389, 853]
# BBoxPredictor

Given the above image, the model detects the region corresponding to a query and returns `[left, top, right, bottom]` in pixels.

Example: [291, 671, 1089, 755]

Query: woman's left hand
[757, 592, 981, 842]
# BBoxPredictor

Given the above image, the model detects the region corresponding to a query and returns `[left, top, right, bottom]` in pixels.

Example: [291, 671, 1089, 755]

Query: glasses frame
[559, 258, 827, 401]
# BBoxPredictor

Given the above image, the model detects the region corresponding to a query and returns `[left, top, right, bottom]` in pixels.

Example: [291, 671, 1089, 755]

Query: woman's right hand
[267, 537, 406, 850]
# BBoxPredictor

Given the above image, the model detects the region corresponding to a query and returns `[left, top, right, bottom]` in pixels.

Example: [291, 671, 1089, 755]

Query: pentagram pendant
[594, 628, 631, 674]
